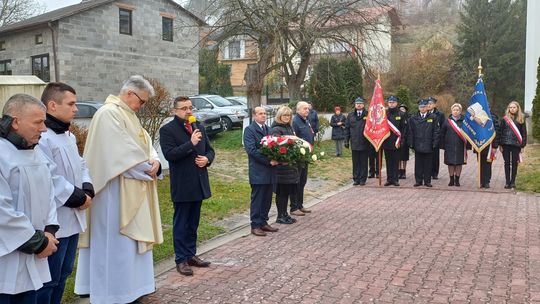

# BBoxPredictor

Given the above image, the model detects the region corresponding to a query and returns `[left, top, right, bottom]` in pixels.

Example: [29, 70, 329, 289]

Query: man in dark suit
[383, 95, 407, 186]
[244, 106, 279, 237]
[345, 97, 371, 186]
[292, 101, 314, 216]
[408, 99, 440, 187]
[159, 96, 215, 276]
[427, 96, 444, 179]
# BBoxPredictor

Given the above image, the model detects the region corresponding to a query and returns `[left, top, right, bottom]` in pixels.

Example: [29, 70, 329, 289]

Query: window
[228, 40, 241, 59]
[162, 17, 173, 41]
[0, 41, 5, 51]
[0, 60, 12, 75]
[35, 34, 43, 45]
[119, 8, 132, 35]
[31, 54, 50, 82]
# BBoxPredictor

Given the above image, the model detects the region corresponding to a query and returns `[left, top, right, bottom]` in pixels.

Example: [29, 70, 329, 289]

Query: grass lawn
[516, 144, 540, 193]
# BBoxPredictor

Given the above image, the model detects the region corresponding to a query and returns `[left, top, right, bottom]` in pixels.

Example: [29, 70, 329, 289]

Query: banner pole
[477, 151, 481, 189]
[378, 149, 382, 186]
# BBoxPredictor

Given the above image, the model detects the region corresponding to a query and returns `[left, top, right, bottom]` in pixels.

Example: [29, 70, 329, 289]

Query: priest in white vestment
[36, 83, 94, 304]
[74, 75, 163, 304]
[0, 94, 60, 304]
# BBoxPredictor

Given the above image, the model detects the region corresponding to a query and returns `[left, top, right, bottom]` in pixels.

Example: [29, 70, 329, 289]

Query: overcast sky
[38, 0, 79, 12]
[38, 0, 188, 12]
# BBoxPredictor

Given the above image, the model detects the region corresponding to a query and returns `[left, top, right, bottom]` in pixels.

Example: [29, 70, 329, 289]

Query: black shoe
[432, 176, 439, 180]
[353, 181, 360, 186]
[276, 216, 294, 224]
[384, 182, 392, 186]
[368, 174, 375, 178]
[285, 215, 297, 223]
[413, 183, 422, 187]
[393, 181, 400, 186]
[484, 183, 490, 189]
[504, 184, 511, 189]
[454, 176, 460, 187]
[510, 183, 516, 188]
[448, 176, 455, 186]
[425, 183, 433, 187]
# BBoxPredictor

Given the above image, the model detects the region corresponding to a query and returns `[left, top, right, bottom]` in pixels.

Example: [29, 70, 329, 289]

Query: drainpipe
[48, 22, 59, 81]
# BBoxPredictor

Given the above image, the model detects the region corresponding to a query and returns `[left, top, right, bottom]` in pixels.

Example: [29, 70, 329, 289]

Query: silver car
[190, 94, 248, 131]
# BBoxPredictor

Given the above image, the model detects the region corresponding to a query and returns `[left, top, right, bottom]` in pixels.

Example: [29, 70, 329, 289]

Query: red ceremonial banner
[363, 79, 390, 152]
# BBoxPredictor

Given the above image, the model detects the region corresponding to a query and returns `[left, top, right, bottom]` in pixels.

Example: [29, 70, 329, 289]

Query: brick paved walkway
[143, 153, 540, 303]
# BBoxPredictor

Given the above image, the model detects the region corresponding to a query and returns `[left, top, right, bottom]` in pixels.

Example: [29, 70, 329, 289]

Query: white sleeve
[0, 170, 36, 257]
[123, 161, 154, 181]
[37, 145, 75, 208]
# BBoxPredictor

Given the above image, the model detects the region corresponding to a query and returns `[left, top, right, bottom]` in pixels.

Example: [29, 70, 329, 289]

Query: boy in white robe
[36, 83, 94, 304]
[74, 75, 163, 304]
[0, 94, 59, 304]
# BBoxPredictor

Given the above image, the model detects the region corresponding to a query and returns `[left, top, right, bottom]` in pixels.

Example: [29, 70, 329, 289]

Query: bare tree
[206, 0, 393, 106]
[0, 0, 45, 27]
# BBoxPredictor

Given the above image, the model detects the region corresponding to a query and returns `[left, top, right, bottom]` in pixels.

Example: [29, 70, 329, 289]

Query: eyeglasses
[132, 91, 148, 105]
[175, 106, 194, 111]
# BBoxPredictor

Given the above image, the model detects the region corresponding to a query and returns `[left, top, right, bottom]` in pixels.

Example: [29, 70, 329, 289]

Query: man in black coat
[345, 97, 370, 186]
[427, 96, 445, 179]
[244, 107, 279, 236]
[292, 101, 314, 215]
[160, 96, 215, 276]
[408, 99, 440, 187]
[382, 95, 407, 186]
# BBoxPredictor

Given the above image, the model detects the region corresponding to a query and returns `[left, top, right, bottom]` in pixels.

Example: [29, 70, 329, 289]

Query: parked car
[225, 96, 274, 114]
[191, 110, 223, 136]
[190, 94, 248, 131]
[73, 101, 104, 128]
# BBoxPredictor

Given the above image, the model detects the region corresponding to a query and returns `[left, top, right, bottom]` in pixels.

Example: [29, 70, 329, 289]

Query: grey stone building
[0, 0, 204, 100]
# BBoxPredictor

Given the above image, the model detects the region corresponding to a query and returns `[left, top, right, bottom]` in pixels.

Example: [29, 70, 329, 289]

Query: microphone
[188, 115, 198, 131]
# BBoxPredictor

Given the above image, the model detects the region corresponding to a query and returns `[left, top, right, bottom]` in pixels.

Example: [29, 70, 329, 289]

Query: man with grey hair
[74, 75, 163, 303]
[291, 101, 314, 216]
[0, 94, 59, 303]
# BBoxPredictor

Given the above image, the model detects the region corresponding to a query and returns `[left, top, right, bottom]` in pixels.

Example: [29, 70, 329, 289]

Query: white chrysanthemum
[300, 147, 306, 155]
[312, 154, 317, 161]
[320, 152, 325, 156]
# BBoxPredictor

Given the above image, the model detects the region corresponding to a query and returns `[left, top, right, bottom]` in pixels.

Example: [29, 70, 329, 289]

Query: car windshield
[208, 96, 234, 107]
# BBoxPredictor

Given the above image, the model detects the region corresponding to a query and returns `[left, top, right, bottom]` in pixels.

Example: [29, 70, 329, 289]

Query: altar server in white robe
[0, 94, 60, 304]
[74, 75, 163, 304]
[36, 83, 94, 304]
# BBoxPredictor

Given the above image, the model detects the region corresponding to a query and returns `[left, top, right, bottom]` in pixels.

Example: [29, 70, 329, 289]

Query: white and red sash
[387, 120, 401, 148]
[448, 118, 468, 164]
[486, 144, 496, 162]
[504, 116, 524, 163]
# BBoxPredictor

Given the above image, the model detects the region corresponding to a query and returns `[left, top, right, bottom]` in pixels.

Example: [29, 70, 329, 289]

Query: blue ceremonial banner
[462, 77, 496, 152]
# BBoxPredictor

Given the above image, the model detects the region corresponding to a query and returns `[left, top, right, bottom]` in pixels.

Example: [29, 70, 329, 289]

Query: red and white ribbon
[387, 120, 401, 148]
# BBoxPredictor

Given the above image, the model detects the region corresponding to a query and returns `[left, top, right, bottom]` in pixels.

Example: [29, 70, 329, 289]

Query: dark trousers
[173, 200, 202, 264]
[368, 146, 379, 175]
[292, 166, 308, 212]
[276, 184, 296, 218]
[384, 149, 400, 183]
[432, 148, 440, 178]
[0, 290, 37, 304]
[36, 234, 79, 304]
[415, 152, 433, 184]
[479, 149, 493, 185]
[352, 150, 368, 183]
[250, 184, 273, 228]
[502, 145, 520, 185]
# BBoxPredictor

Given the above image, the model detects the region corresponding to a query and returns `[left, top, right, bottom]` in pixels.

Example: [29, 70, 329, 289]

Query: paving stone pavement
[142, 152, 540, 304]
